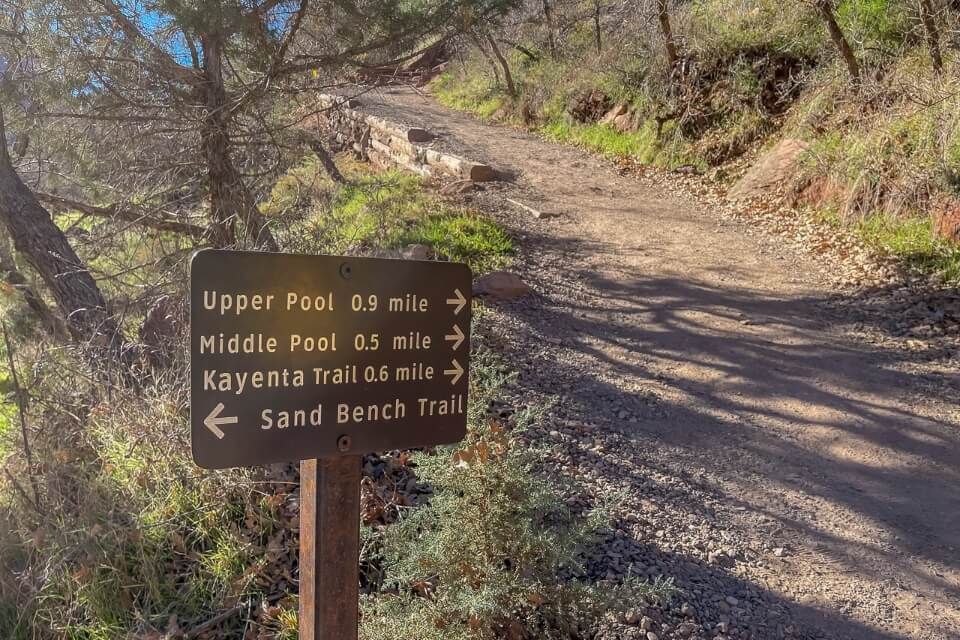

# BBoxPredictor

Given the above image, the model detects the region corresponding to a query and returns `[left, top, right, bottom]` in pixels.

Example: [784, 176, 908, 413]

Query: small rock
[646, 632, 659, 640]
[612, 112, 639, 133]
[725, 596, 739, 607]
[473, 271, 531, 299]
[640, 616, 654, 631]
[708, 551, 735, 567]
[439, 179, 477, 196]
[773, 547, 788, 557]
[400, 243, 432, 260]
[729, 139, 810, 201]
[600, 103, 629, 124]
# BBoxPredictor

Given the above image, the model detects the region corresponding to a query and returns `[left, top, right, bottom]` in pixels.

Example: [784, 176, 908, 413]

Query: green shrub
[0, 362, 278, 639]
[688, 0, 824, 59]
[836, 0, 911, 56]
[857, 215, 960, 282]
[433, 72, 507, 120]
[360, 353, 674, 640]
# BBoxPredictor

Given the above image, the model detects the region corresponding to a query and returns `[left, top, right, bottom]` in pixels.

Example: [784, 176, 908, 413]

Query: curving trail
[364, 87, 960, 640]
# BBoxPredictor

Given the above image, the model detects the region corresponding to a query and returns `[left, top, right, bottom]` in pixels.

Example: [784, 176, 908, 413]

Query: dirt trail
[365, 87, 960, 639]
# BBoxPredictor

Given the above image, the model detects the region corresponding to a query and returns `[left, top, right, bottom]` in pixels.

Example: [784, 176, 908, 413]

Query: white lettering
[388, 294, 428, 313]
[261, 404, 323, 430]
[286, 292, 334, 312]
[290, 333, 337, 353]
[201, 291, 275, 316]
[337, 400, 406, 424]
[201, 369, 306, 395]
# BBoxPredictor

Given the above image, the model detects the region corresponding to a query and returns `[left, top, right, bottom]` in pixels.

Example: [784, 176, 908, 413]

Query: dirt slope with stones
[356, 87, 959, 640]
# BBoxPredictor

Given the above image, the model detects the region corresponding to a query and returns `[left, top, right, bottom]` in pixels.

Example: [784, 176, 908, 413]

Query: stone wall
[317, 94, 496, 182]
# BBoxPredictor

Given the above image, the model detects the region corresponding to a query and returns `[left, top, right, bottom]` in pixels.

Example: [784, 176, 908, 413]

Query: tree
[0, 105, 124, 356]
[0, 233, 66, 338]
[815, 0, 861, 85]
[542, 0, 557, 58]
[917, 0, 943, 74]
[485, 33, 517, 98]
[656, 0, 679, 69]
[12, 0, 513, 252]
[593, 0, 603, 55]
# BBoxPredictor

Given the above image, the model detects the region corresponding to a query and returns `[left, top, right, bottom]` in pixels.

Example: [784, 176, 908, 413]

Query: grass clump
[0, 357, 292, 639]
[857, 215, 960, 282]
[268, 154, 513, 273]
[432, 73, 507, 120]
[360, 350, 675, 640]
[543, 118, 704, 169]
[402, 214, 513, 273]
[686, 0, 824, 59]
[0, 341, 309, 640]
[433, 64, 702, 169]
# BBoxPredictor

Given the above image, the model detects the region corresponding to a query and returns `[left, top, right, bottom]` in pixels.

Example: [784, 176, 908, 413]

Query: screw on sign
[189, 250, 472, 639]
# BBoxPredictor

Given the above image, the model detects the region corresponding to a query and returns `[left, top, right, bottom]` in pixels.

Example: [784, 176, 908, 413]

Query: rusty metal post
[299, 455, 361, 640]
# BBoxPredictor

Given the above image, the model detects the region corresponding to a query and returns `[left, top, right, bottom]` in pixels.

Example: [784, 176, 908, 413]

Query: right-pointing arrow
[444, 359, 464, 385]
[445, 324, 465, 350]
[204, 402, 238, 440]
[446, 288, 467, 315]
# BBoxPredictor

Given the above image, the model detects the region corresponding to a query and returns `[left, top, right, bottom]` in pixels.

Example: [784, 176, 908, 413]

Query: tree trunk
[816, 0, 861, 84]
[542, 0, 557, 58]
[485, 34, 517, 98]
[200, 33, 278, 251]
[594, 0, 603, 55]
[468, 30, 502, 87]
[656, 0, 679, 68]
[0, 106, 124, 355]
[501, 39, 540, 63]
[918, 0, 943, 73]
[0, 234, 67, 338]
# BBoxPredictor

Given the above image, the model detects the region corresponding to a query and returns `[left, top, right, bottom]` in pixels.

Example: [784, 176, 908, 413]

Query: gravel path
[359, 87, 960, 640]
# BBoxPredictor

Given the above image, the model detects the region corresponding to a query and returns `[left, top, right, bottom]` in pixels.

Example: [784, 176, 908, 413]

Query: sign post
[189, 250, 472, 638]
[298, 456, 361, 640]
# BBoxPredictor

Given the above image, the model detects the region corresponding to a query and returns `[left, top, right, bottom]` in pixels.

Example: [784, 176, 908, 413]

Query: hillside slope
[434, 0, 960, 283]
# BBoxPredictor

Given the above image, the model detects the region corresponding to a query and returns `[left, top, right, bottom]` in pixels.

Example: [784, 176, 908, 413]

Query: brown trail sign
[189, 250, 472, 639]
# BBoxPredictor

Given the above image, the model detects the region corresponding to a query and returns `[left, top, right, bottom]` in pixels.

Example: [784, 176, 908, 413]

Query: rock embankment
[317, 94, 497, 181]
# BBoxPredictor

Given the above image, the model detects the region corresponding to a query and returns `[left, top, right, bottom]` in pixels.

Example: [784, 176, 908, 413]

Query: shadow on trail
[480, 222, 960, 640]
[575, 527, 906, 640]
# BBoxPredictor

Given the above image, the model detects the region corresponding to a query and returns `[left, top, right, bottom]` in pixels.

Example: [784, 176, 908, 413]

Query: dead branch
[35, 192, 207, 238]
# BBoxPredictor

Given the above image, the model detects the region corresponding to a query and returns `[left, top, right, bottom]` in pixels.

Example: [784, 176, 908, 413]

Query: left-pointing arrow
[204, 402, 238, 440]
[443, 359, 464, 385]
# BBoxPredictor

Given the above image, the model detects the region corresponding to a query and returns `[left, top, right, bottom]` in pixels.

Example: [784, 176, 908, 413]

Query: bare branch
[97, 0, 200, 84]
[35, 192, 207, 238]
